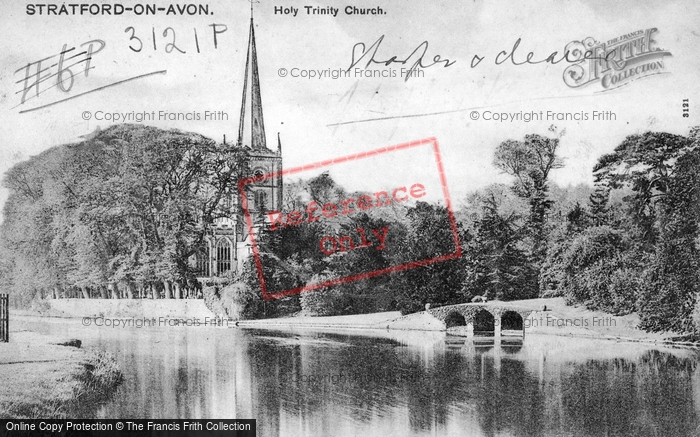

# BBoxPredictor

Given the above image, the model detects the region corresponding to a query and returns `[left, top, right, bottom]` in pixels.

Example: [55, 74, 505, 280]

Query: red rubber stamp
[238, 137, 461, 300]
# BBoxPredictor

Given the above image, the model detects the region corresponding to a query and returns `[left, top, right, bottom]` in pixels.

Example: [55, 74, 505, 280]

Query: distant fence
[0, 294, 8, 342]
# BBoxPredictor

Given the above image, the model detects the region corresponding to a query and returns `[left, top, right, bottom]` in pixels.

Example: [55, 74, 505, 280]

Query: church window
[254, 191, 268, 211]
[216, 238, 232, 274]
[195, 246, 210, 277]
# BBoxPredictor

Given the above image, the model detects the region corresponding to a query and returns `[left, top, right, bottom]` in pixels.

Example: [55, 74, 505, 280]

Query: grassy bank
[0, 331, 123, 418]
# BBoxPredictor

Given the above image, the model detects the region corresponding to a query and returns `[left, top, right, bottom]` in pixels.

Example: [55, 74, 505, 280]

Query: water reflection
[14, 318, 700, 436]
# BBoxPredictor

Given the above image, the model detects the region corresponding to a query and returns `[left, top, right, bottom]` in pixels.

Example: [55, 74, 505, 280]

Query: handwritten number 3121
[124, 25, 228, 53]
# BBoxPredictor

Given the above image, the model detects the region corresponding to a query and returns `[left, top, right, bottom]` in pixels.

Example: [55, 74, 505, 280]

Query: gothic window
[254, 190, 267, 211]
[195, 246, 210, 277]
[216, 238, 232, 275]
[253, 168, 265, 181]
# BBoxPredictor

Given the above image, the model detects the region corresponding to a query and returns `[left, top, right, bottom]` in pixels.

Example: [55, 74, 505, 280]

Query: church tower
[237, 13, 283, 216]
[198, 10, 283, 279]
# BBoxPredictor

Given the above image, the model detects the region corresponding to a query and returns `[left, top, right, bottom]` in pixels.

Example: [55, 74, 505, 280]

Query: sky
[1, 0, 699, 215]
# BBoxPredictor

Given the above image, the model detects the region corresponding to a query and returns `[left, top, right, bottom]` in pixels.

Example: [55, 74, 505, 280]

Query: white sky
[1, 0, 699, 216]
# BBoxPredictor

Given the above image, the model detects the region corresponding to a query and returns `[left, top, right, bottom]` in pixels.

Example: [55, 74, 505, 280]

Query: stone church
[194, 14, 283, 280]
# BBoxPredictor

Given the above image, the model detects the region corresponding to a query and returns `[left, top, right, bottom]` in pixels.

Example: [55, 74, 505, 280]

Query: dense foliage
[3, 123, 700, 333]
[0, 124, 248, 304]
[241, 173, 470, 317]
[549, 128, 700, 332]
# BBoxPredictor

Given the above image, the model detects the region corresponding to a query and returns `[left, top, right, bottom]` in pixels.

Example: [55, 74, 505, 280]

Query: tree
[593, 131, 693, 249]
[0, 124, 249, 304]
[463, 196, 536, 301]
[539, 201, 591, 295]
[558, 226, 642, 315]
[321, 214, 404, 314]
[240, 173, 415, 316]
[587, 186, 611, 226]
[636, 147, 700, 332]
[493, 127, 564, 290]
[393, 202, 467, 314]
[493, 128, 564, 198]
[566, 202, 589, 234]
[557, 127, 700, 330]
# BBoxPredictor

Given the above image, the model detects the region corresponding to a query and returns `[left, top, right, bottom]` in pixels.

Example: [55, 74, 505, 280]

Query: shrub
[202, 283, 227, 317]
[637, 248, 699, 333]
[300, 274, 352, 316]
[560, 226, 641, 315]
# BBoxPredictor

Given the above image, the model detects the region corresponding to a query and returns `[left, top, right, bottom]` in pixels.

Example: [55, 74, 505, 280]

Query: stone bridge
[426, 302, 536, 337]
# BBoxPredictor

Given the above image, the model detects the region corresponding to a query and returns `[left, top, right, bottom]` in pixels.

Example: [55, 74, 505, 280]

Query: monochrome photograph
[1, 0, 699, 435]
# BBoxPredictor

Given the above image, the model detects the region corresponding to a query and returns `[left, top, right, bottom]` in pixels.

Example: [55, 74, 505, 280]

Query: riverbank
[236, 298, 698, 346]
[0, 331, 123, 418]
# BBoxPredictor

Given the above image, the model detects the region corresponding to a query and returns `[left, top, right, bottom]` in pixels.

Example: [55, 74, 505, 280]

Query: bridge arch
[501, 310, 524, 331]
[473, 309, 495, 333]
[444, 311, 467, 328]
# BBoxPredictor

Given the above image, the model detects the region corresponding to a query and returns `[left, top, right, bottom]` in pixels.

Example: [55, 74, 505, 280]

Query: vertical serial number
[683, 99, 689, 118]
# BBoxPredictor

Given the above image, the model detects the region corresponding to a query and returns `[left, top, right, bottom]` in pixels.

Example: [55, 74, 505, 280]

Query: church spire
[237, 11, 267, 150]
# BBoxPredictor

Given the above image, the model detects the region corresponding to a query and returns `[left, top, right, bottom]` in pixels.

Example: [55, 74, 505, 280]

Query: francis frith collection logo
[563, 28, 672, 91]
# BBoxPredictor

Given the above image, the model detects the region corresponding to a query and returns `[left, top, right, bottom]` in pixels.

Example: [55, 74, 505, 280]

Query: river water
[16, 318, 700, 436]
